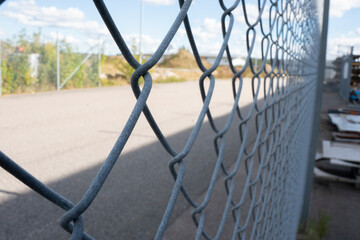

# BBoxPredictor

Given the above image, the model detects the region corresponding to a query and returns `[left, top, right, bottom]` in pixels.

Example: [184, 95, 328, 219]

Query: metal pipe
[139, 0, 143, 64]
[98, 39, 102, 87]
[56, 33, 60, 91]
[300, 0, 330, 225]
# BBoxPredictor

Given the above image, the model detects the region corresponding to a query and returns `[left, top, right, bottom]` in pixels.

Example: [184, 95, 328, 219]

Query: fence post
[300, 0, 330, 224]
[98, 39, 102, 87]
[56, 33, 60, 91]
[139, 0, 143, 64]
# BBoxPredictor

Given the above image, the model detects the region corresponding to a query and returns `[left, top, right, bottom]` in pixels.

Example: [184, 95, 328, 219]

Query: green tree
[116, 40, 145, 84]
[60, 42, 85, 89]
[37, 42, 57, 90]
[1, 30, 101, 94]
[85, 55, 99, 87]
[4, 52, 30, 93]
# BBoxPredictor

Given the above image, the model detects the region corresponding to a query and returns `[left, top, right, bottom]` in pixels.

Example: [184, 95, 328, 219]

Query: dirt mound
[102, 55, 124, 77]
[159, 48, 211, 69]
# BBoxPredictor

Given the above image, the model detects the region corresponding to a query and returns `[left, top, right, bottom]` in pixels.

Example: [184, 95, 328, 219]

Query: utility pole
[0, 39, 2, 96]
[98, 38, 102, 87]
[56, 33, 60, 91]
[139, 0, 143, 64]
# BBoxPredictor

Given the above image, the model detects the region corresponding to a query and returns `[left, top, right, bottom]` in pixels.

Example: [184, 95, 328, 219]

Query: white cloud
[177, 27, 187, 37]
[173, 18, 249, 57]
[128, 34, 162, 53]
[49, 32, 82, 45]
[86, 38, 101, 48]
[143, 0, 175, 5]
[330, 0, 360, 18]
[198, 41, 222, 56]
[235, 3, 269, 24]
[100, 33, 162, 55]
[3, 0, 108, 35]
[327, 33, 360, 58]
[192, 18, 222, 43]
[64, 35, 82, 45]
[354, 28, 360, 35]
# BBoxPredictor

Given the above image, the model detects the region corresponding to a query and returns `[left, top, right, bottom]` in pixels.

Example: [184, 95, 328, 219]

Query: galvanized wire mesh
[0, 0, 325, 239]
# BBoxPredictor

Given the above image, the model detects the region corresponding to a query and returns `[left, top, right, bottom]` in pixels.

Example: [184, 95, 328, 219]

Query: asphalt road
[0, 80, 259, 239]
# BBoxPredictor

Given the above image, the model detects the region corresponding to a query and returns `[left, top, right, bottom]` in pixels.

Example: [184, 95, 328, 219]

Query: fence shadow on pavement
[0, 100, 260, 240]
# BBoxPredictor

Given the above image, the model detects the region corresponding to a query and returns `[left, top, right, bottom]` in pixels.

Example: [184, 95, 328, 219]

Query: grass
[154, 76, 187, 84]
[298, 212, 331, 240]
[100, 76, 185, 86]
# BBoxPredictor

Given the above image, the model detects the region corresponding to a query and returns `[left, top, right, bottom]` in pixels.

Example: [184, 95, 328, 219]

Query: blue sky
[0, 0, 359, 59]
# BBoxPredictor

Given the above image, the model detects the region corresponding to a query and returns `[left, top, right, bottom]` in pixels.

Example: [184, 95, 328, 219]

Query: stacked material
[314, 109, 360, 184]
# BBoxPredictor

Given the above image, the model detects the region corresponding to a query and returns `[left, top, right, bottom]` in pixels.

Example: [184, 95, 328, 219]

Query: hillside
[101, 49, 268, 85]
[159, 48, 212, 69]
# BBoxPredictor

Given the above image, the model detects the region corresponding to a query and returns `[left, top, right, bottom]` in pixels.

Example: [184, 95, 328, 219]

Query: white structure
[28, 53, 40, 78]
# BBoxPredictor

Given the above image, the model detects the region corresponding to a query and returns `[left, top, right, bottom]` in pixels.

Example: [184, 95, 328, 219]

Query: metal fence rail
[0, 0, 328, 239]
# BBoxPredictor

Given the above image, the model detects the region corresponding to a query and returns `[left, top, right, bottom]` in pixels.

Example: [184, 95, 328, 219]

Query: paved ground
[1, 82, 358, 240]
[0, 80, 259, 239]
[307, 91, 360, 240]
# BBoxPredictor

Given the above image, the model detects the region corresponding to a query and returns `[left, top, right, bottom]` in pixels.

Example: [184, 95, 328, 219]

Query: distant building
[28, 53, 40, 78]
[16, 46, 25, 53]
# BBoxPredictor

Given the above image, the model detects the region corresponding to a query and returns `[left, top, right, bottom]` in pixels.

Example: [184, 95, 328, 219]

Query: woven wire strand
[0, 0, 322, 239]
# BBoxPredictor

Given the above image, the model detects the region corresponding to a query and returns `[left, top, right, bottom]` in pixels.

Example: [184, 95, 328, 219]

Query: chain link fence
[0, 0, 328, 239]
